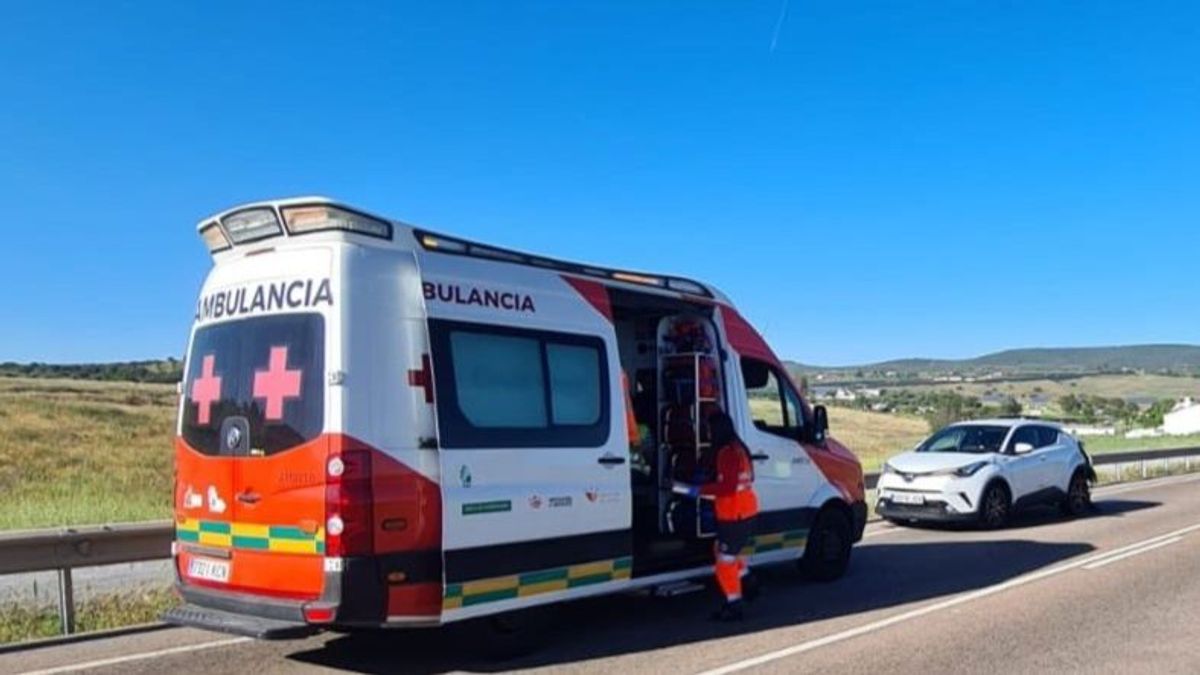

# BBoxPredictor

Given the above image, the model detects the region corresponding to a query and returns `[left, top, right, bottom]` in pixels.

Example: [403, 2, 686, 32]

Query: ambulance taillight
[325, 446, 375, 557]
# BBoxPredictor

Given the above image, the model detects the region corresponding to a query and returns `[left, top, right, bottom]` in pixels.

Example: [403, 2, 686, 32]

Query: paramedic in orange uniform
[675, 411, 759, 621]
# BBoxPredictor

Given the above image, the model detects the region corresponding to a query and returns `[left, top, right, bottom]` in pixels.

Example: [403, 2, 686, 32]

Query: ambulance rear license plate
[891, 492, 925, 505]
[188, 557, 231, 583]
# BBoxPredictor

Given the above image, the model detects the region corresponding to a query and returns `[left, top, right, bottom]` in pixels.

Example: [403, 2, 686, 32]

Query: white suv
[876, 419, 1095, 528]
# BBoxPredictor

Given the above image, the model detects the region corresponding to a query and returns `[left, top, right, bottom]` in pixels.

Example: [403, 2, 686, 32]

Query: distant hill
[790, 344, 1200, 375]
[0, 359, 183, 383]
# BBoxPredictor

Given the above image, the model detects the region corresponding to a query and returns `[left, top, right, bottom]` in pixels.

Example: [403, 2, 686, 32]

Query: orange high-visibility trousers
[714, 517, 753, 601]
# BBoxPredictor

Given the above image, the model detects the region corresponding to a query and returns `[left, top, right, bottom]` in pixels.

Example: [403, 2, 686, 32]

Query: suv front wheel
[978, 483, 1010, 529]
[1061, 471, 1091, 517]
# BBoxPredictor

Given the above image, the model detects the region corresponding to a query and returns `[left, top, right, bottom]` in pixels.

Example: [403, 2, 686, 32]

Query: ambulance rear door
[420, 256, 633, 619]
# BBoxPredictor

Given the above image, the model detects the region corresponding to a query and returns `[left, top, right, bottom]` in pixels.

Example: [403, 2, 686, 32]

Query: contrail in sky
[770, 0, 791, 52]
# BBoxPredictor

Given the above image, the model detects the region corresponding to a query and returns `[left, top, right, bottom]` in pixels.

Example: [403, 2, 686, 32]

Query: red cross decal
[190, 354, 222, 425]
[253, 346, 303, 421]
[407, 354, 433, 404]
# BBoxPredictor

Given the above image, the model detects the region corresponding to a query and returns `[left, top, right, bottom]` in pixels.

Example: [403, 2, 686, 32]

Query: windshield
[181, 313, 325, 456]
[917, 425, 1009, 455]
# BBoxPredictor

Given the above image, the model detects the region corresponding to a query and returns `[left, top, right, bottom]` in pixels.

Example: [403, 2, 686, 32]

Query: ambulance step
[164, 603, 318, 640]
[651, 580, 706, 597]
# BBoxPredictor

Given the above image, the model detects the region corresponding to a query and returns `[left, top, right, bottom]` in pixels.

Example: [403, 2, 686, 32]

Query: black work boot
[710, 599, 745, 622]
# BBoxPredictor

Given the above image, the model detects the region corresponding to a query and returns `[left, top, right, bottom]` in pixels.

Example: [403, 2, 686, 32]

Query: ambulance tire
[470, 606, 556, 660]
[799, 507, 852, 583]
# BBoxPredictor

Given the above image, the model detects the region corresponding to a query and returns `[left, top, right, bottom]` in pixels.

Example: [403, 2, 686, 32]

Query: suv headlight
[953, 461, 988, 477]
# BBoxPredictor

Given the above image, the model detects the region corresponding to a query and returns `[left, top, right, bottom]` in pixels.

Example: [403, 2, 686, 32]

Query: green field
[0, 377, 176, 530]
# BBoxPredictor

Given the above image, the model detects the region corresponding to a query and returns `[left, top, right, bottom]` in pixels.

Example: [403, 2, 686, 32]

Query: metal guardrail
[0, 521, 172, 634]
[1, 445, 1198, 636]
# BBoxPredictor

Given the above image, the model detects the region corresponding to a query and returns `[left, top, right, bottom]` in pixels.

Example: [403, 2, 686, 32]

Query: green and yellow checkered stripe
[443, 556, 633, 610]
[745, 529, 808, 555]
[176, 518, 325, 555]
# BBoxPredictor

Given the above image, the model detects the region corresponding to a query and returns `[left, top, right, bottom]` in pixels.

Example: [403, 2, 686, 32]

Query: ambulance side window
[741, 357, 802, 440]
[429, 320, 610, 449]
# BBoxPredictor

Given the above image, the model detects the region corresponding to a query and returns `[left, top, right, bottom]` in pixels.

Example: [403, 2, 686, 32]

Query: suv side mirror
[1013, 442, 1034, 455]
[805, 405, 829, 445]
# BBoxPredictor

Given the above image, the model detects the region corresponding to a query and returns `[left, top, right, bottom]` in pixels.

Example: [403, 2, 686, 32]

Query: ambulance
[165, 197, 867, 640]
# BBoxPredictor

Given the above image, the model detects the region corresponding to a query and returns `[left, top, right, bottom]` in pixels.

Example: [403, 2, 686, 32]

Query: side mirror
[806, 405, 829, 445]
[1013, 442, 1034, 455]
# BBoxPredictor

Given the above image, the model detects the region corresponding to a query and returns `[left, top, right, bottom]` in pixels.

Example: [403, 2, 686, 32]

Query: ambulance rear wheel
[800, 508, 852, 582]
[470, 606, 554, 660]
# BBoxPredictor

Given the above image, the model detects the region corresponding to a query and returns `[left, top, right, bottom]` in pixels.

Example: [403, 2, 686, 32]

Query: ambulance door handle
[597, 454, 626, 467]
[750, 453, 770, 462]
[237, 490, 262, 505]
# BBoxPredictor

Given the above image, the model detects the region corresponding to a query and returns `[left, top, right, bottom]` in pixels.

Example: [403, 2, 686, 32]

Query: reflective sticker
[253, 345, 302, 420]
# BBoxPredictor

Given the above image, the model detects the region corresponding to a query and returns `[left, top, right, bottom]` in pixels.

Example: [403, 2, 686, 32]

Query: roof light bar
[282, 205, 392, 240]
[412, 228, 712, 298]
[667, 278, 707, 295]
[612, 271, 664, 287]
[221, 208, 283, 244]
[199, 221, 231, 253]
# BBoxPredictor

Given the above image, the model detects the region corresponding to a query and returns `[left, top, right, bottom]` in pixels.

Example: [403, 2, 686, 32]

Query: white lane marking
[17, 636, 251, 675]
[696, 522, 1200, 675]
[862, 524, 900, 539]
[1083, 536, 1183, 570]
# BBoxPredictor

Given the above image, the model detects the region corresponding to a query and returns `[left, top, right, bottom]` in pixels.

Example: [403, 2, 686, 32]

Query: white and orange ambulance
[166, 197, 867, 639]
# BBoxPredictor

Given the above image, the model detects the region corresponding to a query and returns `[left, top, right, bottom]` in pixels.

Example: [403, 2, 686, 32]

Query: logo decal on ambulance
[206, 486, 226, 514]
[183, 486, 202, 510]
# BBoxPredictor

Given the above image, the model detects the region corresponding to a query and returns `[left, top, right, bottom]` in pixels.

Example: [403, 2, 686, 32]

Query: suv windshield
[181, 313, 325, 456]
[917, 424, 1009, 455]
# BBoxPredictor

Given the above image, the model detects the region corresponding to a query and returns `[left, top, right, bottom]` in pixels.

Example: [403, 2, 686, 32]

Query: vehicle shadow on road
[288, 537, 1099, 674]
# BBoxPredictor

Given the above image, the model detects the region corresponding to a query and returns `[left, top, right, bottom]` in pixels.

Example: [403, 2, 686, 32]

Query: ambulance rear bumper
[164, 602, 317, 640]
[164, 585, 317, 640]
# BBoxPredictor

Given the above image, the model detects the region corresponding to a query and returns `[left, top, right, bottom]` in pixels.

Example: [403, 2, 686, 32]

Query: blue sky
[1, 2, 1197, 366]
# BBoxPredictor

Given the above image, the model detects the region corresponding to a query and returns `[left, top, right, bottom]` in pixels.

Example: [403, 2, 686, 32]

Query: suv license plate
[188, 557, 231, 583]
[891, 492, 925, 505]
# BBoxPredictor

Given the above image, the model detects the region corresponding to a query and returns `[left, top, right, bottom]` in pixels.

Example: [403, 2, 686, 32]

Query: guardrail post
[57, 567, 76, 635]
[1141, 460, 1147, 479]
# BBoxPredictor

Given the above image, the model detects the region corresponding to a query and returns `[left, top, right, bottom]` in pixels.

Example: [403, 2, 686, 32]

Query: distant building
[1066, 425, 1116, 437]
[834, 388, 858, 402]
[1126, 428, 1164, 440]
[1164, 398, 1200, 436]
[857, 388, 883, 399]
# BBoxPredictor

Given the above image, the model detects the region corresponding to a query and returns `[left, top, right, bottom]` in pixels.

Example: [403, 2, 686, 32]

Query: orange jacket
[700, 441, 759, 522]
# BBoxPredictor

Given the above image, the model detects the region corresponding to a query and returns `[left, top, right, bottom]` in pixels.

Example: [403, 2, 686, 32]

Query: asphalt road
[5, 473, 1199, 675]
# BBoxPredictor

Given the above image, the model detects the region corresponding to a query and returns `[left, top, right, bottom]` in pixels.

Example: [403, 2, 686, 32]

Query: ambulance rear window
[181, 313, 325, 456]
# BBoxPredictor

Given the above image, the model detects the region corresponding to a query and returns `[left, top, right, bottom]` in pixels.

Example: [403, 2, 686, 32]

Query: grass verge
[0, 587, 178, 645]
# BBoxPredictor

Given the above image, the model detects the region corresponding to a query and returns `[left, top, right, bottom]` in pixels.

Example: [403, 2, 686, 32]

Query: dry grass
[891, 373, 1200, 402]
[0, 377, 176, 530]
[827, 407, 929, 471]
[749, 398, 930, 472]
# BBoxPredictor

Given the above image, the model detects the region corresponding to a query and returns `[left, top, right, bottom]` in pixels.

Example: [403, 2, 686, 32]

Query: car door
[1034, 426, 1073, 492]
[734, 357, 822, 519]
[428, 319, 632, 617]
[1003, 425, 1046, 501]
